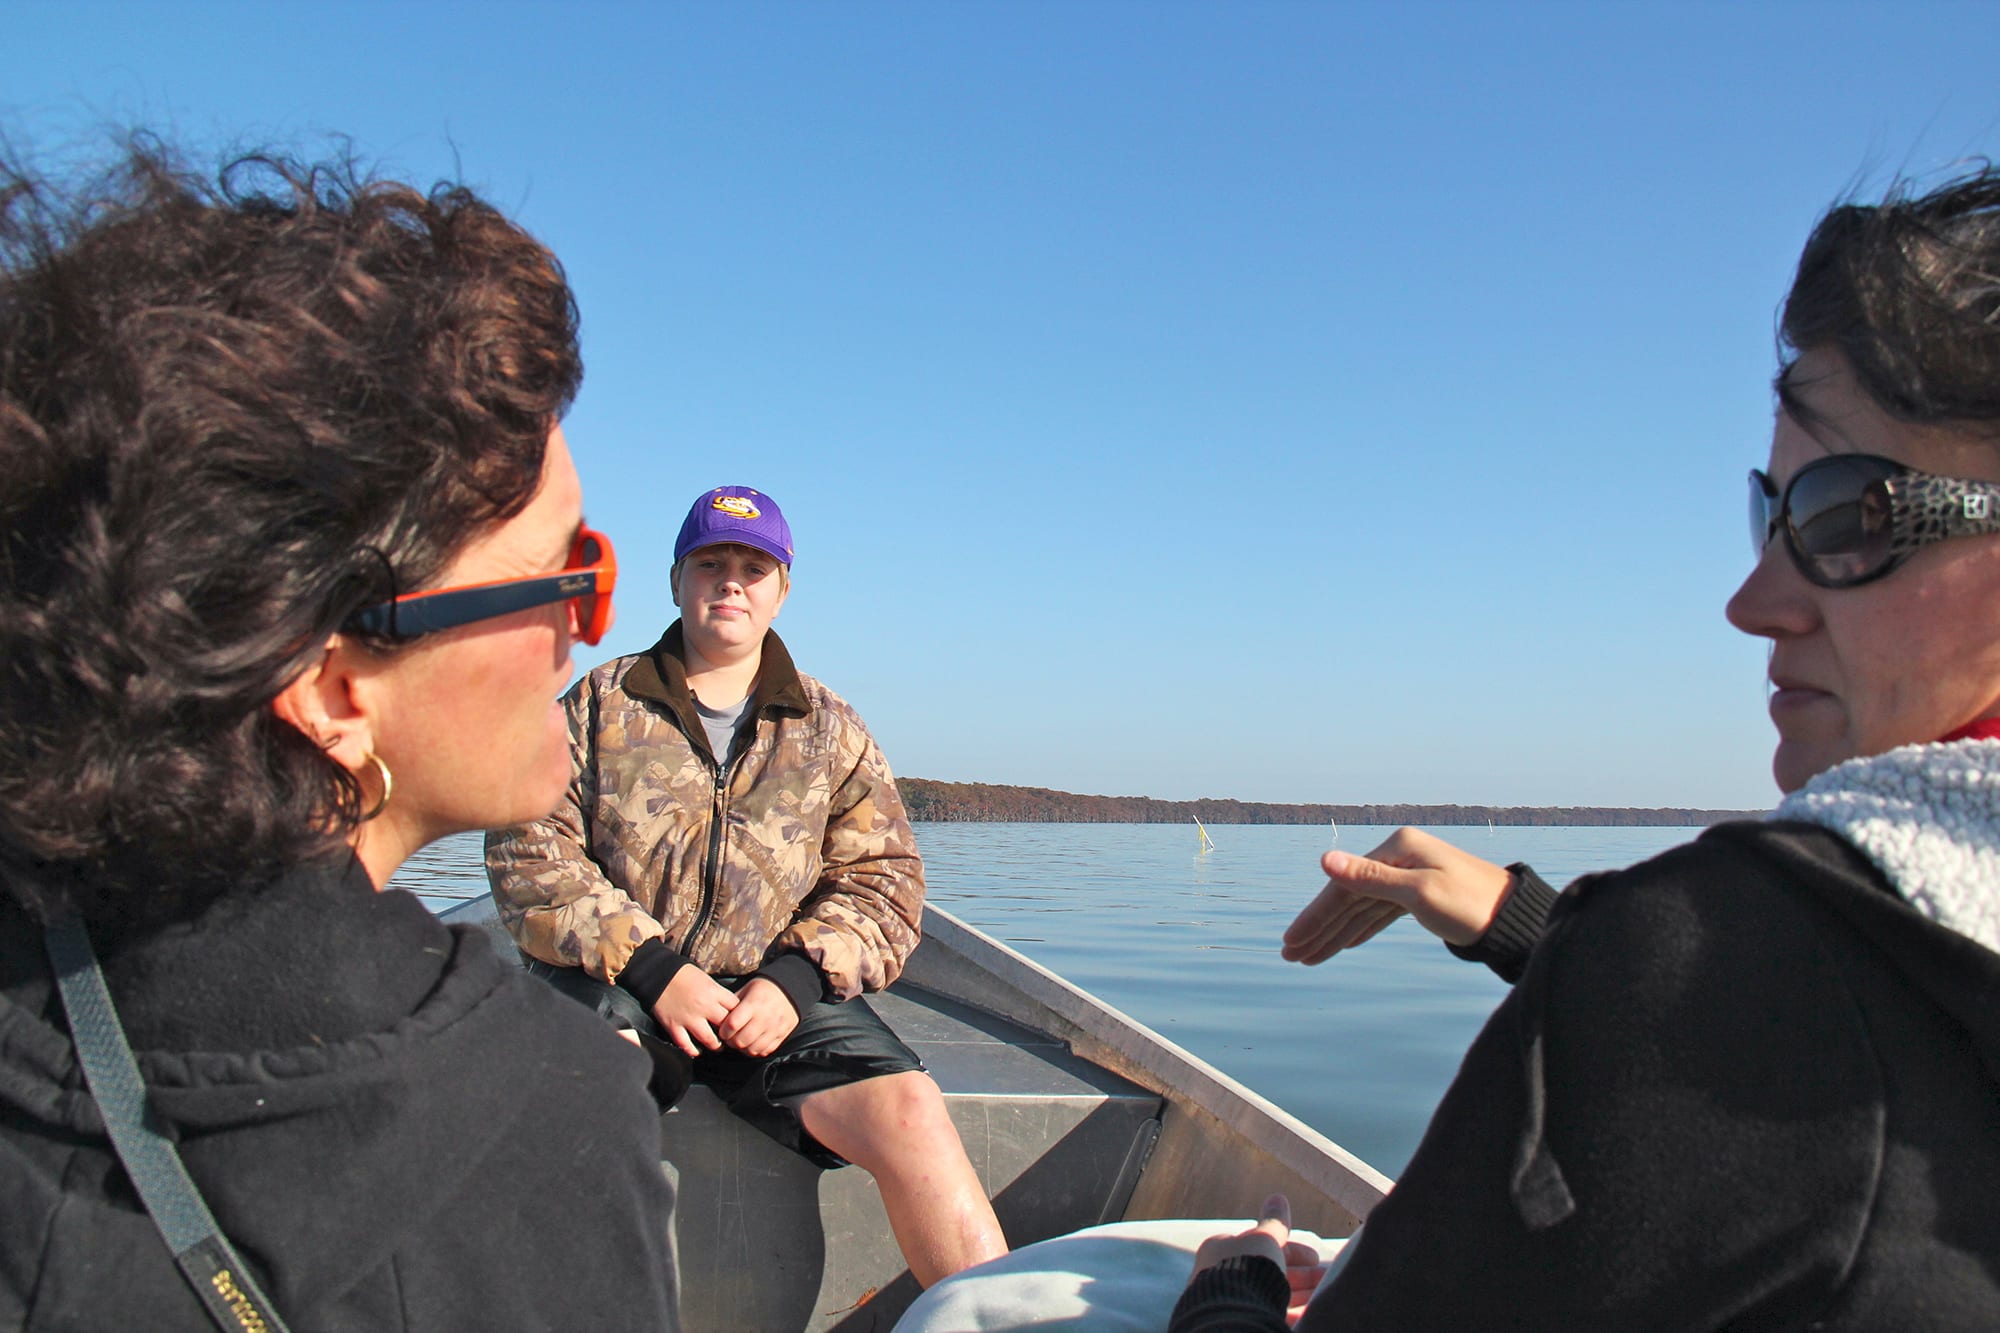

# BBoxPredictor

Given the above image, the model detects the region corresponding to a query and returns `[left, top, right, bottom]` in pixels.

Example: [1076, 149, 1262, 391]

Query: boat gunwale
[907, 903, 1392, 1223]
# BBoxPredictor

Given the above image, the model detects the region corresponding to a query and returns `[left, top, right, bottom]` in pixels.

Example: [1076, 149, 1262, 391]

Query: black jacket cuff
[1168, 1254, 1291, 1332]
[1447, 862, 1558, 983]
[613, 937, 694, 1012]
[752, 951, 828, 1016]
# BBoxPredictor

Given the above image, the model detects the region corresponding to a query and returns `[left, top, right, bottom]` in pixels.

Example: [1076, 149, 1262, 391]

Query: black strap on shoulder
[44, 914, 293, 1333]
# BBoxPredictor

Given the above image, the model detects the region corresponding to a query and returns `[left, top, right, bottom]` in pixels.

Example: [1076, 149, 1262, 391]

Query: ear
[668, 560, 682, 608]
[770, 569, 790, 620]
[271, 637, 377, 772]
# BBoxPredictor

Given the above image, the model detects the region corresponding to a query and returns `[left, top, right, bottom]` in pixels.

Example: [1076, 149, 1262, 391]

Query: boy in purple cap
[488, 485, 1008, 1287]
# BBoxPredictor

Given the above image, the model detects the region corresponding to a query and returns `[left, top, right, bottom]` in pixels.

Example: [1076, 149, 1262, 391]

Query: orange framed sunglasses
[344, 525, 617, 644]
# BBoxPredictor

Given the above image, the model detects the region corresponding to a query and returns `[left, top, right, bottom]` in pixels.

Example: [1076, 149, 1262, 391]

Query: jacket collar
[623, 622, 810, 756]
[1772, 737, 2000, 955]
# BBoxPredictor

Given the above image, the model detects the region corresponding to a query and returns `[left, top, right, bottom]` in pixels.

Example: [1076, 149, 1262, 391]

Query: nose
[1725, 537, 1818, 643]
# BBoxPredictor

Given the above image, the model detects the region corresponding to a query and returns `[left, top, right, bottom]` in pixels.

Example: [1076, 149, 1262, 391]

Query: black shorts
[524, 961, 923, 1170]
[694, 977, 925, 1169]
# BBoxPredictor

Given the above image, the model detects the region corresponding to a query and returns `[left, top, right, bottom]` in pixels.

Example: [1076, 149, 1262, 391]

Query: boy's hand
[717, 977, 801, 1057]
[651, 966, 739, 1057]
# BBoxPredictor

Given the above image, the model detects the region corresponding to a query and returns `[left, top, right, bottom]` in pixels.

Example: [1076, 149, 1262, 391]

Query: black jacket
[1329, 820, 2000, 1329]
[1176, 820, 2000, 1331]
[0, 857, 679, 1331]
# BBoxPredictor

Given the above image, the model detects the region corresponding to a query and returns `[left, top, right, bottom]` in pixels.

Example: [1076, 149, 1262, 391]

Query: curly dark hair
[0, 136, 580, 927]
[1780, 165, 2000, 430]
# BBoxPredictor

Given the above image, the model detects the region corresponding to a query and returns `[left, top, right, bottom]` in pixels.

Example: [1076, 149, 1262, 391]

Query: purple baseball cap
[674, 486, 794, 567]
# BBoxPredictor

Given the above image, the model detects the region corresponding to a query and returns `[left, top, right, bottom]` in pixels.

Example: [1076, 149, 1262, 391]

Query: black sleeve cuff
[1168, 1254, 1291, 1333]
[613, 937, 694, 1012]
[753, 951, 828, 1016]
[1447, 862, 1558, 983]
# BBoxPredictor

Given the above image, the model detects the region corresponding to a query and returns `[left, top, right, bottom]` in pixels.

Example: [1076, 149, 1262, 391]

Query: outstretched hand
[1281, 827, 1513, 964]
[1190, 1193, 1329, 1326]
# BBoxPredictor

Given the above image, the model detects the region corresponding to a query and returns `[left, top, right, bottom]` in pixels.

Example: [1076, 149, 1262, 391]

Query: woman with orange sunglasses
[0, 140, 675, 1330]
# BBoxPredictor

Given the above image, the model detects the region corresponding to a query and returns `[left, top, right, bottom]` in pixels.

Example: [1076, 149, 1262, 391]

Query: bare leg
[798, 1071, 1009, 1287]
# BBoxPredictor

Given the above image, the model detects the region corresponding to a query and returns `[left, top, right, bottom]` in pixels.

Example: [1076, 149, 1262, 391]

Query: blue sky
[10, 1, 1999, 810]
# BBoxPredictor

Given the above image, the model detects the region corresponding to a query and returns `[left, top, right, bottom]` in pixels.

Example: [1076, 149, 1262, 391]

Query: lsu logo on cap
[712, 494, 762, 520]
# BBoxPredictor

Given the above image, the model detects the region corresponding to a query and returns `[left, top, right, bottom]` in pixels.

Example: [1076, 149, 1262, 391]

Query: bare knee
[803, 1072, 960, 1168]
[872, 1071, 952, 1133]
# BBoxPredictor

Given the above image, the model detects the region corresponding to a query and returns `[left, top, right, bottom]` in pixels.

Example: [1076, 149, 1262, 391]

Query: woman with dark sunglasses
[0, 141, 677, 1329]
[1166, 174, 2000, 1329]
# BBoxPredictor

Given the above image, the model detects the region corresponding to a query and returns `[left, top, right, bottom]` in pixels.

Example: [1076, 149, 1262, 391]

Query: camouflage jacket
[485, 625, 925, 999]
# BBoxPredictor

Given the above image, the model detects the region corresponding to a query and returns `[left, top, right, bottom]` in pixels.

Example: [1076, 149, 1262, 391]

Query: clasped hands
[650, 967, 798, 1058]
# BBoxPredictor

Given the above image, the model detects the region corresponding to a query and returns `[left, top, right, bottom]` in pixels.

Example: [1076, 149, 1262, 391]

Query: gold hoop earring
[359, 752, 394, 822]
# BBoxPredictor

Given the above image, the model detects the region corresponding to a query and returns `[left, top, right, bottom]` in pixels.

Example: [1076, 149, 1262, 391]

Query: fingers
[716, 985, 800, 1058]
[1283, 878, 1359, 948]
[1287, 827, 1514, 959]
[1286, 850, 1423, 938]
[717, 983, 770, 1036]
[1192, 1230, 1285, 1276]
[1341, 902, 1403, 949]
[669, 1010, 725, 1055]
[1282, 887, 1406, 963]
[655, 968, 741, 1056]
[1333, 899, 1404, 955]
[1280, 1235, 1325, 1295]
[716, 1011, 777, 1056]
[679, 1006, 729, 1053]
[1281, 1240, 1319, 1267]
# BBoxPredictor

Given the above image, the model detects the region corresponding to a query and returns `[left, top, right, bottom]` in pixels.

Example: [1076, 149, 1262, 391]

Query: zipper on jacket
[677, 747, 735, 958]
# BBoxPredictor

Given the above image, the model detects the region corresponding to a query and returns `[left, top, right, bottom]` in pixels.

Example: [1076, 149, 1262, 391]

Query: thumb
[1321, 850, 1425, 907]
[1255, 1192, 1292, 1241]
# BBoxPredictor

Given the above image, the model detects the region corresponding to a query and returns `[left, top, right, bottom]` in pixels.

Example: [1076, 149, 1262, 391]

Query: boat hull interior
[438, 897, 1387, 1332]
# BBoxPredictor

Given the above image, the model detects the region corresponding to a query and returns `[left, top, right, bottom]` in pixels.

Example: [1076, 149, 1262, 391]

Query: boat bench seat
[671, 981, 1165, 1333]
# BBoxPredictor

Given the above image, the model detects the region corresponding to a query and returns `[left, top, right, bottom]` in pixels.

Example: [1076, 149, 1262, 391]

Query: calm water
[393, 821, 1700, 1176]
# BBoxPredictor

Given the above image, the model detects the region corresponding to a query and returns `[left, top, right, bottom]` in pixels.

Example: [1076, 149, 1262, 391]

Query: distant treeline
[898, 778, 1760, 828]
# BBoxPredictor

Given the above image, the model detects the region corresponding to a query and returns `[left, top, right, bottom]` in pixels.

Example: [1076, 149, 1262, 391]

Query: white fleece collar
[1772, 739, 2000, 955]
